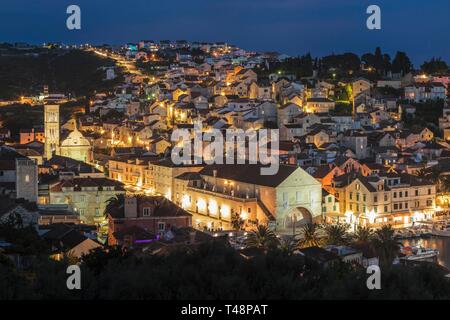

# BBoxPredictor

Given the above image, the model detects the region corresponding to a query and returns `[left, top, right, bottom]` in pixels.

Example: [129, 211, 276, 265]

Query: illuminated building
[330, 172, 437, 227]
[49, 177, 125, 224]
[174, 163, 322, 232]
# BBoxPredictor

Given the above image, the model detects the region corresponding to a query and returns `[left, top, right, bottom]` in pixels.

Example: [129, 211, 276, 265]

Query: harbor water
[402, 237, 450, 269]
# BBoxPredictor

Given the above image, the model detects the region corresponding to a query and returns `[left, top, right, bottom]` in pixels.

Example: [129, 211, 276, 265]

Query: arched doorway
[283, 207, 313, 231]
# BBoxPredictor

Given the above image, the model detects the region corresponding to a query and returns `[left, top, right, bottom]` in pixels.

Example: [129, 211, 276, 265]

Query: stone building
[60, 126, 93, 163]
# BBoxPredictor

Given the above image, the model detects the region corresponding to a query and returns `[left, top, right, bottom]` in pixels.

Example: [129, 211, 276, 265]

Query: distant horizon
[0, 0, 449, 66]
[4, 40, 448, 69]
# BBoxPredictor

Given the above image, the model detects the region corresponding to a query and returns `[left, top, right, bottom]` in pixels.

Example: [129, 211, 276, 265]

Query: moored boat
[399, 245, 439, 262]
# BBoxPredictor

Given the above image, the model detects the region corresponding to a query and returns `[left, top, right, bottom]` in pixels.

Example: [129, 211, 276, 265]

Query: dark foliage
[0, 49, 122, 99]
[1, 240, 450, 299]
[421, 57, 449, 75]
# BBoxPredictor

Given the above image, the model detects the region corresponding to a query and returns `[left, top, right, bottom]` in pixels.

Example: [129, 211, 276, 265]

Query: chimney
[124, 196, 138, 218]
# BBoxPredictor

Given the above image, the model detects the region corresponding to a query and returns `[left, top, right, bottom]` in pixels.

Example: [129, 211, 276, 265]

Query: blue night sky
[0, 0, 449, 65]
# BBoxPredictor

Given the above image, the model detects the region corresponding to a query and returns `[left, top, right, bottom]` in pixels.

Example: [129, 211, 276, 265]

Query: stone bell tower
[44, 104, 60, 160]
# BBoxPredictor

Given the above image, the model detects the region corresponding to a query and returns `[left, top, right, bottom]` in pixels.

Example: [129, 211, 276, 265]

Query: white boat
[400, 246, 439, 262]
[431, 222, 450, 237]
[431, 229, 450, 237]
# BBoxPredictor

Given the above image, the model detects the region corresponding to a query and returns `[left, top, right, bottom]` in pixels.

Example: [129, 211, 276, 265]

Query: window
[399, 203, 402, 209]
[393, 192, 397, 198]
[428, 189, 431, 195]
[158, 222, 165, 232]
[296, 191, 301, 202]
[374, 207, 378, 213]
[405, 202, 408, 209]
[374, 196, 378, 203]
[405, 191, 408, 197]
[427, 200, 433, 206]
[394, 204, 398, 210]
[143, 207, 151, 216]
[415, 189, 419, 196]
[247, 208, 251, 213]
[349, 192, 353, 200]
[25, 174, 30, 183]
[363, 194, 366, 202]
[399, 191, 402, 198]
[384, 205, 388, 212]
[328, 197, 332, 203]
[384, 194, 388, 201]
[356, 193, 360, 201]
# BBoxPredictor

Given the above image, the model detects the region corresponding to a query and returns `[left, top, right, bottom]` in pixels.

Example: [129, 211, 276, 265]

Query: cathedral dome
[61, 128, 91, 147]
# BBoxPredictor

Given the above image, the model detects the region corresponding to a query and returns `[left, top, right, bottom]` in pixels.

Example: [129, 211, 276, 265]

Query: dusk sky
[1, 0, 449, 65]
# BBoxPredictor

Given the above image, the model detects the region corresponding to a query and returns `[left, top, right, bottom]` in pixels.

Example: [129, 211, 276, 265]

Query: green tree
[278, 237, 298, 256]
[371, 225, 399, 267]
[245, 225, 279, 250]
[297, 223, 323, 248]
[82, 246, 129, 275]
[421, 57, 449, 75]
[104, 194, 125, 218]
[392, 51, 413, 75]
[323, 223, 350, 246]
[230, 212, 245, 230]
[351, 226, 375, 258]
[352, 225, 374, 243]
[416, 167, 441, 184]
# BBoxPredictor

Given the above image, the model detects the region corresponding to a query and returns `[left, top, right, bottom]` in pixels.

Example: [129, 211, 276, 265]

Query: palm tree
[104, 194, 125, 218]
[353, 225, 374, 244]
[323, 223, 350, 246]
[245, 225, 279, 251]
[278, 237, 298, 256]
[296, 223, 323, 248]
[417, 167, 440, 184]
[230, 212, 245, 230]
[351, 225, 375, 258]
[371, 225, 400, 267]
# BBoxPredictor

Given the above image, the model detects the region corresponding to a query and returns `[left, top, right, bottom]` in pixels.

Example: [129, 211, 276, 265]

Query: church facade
[44, 104, 92, 163]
